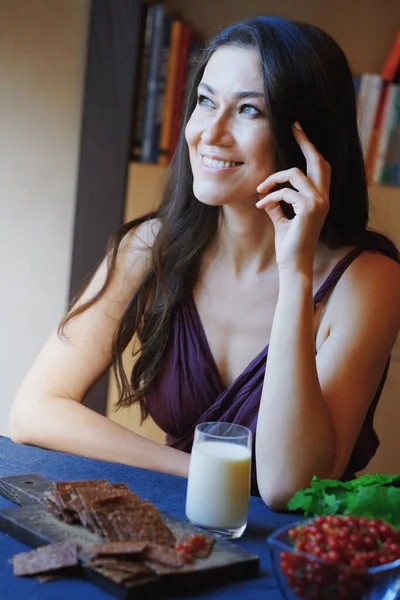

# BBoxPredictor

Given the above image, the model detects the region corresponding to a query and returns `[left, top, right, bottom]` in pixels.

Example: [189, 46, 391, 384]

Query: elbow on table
[258, 478, 308, 512]
[259, 488, 292, 512]
[9, 398, 37, 446]
[258, 470, 335, 512]
[9, 411, 27, 445]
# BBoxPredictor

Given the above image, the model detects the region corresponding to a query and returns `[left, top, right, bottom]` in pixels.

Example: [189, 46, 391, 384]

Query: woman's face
[185, 45, 276, 209]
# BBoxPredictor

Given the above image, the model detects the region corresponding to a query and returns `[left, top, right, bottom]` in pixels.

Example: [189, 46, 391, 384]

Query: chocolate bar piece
[44, 480, 108, 524]
[12, 541, 78, 577]
[84, 558, 153, 582]
[54, 480, 108, 510]
[85, 541, 148, 556]
[88, 565, 146, 584]
[143, 543, 189, 568]
[72, 485, 133, 532]
[109, 503, 176, 546]
[90, 495, 148, 541]
[70, 483, 131, 518]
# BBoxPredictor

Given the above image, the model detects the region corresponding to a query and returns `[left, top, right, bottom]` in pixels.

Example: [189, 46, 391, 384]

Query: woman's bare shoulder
[345, 250, 400, 292]
[117, 217, 161, 277]
[73, 218, 161, 310]
[330, 249, 400, 328]
[120, 217, 161, 255]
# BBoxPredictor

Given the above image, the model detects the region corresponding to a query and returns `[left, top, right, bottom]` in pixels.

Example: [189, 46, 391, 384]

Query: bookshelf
[105, 0, 400, 438]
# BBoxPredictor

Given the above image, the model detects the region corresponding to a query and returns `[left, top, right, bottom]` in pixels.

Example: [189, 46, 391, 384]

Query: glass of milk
[185, 422, 252, 539]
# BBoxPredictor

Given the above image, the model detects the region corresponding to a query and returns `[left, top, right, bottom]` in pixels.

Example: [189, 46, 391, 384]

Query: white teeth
[202, 156, 240, 169]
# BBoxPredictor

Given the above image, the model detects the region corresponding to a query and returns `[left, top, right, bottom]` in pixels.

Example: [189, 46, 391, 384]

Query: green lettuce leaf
[346, 486, 400, 528]
[287, 474, 400, 528]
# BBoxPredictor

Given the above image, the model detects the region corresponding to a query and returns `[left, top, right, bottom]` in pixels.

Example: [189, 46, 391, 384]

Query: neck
[214, 205, 276, 277]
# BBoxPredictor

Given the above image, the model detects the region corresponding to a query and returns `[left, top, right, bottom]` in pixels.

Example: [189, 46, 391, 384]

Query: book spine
[168, 23, 192, 161]
[372, 84, 398, 183]
[394, 61, 400, 85]
[366, 83, 388, 182]
[357, 74, 373, 155]
[131, 5, 154, 161]
[159, 19, 183, 166]
[392, 117, 400, 185]
[141, 3, 165, 163]
[381, 87, 400, 184]
[353, 75, 361, 99]
[150, 14, 172, 163]
[381, 29, 400, 82]
[361, 74, 383, 159]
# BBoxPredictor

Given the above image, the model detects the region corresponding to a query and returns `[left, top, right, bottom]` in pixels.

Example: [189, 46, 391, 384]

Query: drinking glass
[185, 422, 252, 539]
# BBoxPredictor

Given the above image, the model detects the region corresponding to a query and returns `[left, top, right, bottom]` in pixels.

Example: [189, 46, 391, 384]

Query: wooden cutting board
[0, 474, 260, 599]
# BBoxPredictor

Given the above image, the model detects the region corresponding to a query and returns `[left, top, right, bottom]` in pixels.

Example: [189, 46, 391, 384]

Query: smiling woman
[185, 46, 275, 208]
[10, 16, 400, 511]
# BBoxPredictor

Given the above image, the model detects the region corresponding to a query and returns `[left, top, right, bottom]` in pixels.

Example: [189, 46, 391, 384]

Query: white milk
[186, 441, 251, 529]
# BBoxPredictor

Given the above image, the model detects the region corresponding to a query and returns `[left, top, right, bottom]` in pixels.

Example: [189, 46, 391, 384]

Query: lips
[201, 155, 244, 169]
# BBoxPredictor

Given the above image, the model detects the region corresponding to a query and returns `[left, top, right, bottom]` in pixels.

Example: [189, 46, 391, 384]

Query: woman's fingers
[256, 186, 328, 223]
[256, 124, 331, 200]
[292, 123, 331, 193]
[256, 196, 288, 227]
[256, 189, 308, 228]
[257, 189, 305, 220]
[257, 166, 316, 198]
[256, 188, 300, 209]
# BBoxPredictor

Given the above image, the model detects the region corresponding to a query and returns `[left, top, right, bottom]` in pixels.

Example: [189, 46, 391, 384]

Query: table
[0, 435, 299, 600]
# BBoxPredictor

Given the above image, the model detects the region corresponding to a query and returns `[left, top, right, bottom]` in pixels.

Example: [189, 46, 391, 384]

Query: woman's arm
[256, 252, 400, 510]
[255, 124, 400, 509]
[10, 220, 191, 478]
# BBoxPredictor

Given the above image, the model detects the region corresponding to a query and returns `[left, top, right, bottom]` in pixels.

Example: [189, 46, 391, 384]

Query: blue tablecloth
[0, 435, 299, 600]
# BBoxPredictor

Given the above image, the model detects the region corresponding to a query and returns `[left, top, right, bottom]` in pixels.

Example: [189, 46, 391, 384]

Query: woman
[10, 16, 400, 510]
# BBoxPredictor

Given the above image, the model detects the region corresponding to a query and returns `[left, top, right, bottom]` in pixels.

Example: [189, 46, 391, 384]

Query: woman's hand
[256, 123, 331, 275]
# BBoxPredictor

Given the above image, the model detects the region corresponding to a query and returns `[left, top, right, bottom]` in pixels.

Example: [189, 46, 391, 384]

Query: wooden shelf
[124, 162, 167, 222]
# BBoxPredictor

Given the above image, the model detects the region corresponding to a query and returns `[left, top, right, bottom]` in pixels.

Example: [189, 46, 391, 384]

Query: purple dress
[145, 246, 390, 495]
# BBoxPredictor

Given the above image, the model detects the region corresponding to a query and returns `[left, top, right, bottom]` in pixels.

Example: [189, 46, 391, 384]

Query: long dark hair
[59, 16, 398, 420]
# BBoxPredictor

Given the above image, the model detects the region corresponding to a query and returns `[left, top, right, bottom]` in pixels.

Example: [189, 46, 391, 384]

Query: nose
[201, 113, 233, 147]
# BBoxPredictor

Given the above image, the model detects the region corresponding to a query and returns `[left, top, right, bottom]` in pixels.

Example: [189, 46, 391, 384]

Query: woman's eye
[240, 104, 263, 116]
[197, 94, 215, 108]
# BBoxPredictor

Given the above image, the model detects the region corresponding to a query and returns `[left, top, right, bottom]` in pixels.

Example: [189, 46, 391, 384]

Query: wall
[0, 0, 89, 434]
[165, 0, 400, 75]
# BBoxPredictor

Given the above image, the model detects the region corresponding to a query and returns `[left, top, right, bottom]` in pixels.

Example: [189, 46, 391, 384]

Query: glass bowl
[267, 518, 400, 600]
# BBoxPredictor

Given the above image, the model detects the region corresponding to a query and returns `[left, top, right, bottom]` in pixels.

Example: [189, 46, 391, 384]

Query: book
[372, 84, 399, 183]
[390, 109, 400, 184]
[394, 61, 400, 84]
[381, 87, 400, 184]
[150, 13, 172, 164]
[353, 75, 361, 99]
[381, 29, 400, 82]
[158, 19, 183, 166]
[357, 74, 383, 158]
[141, 3, 165, 163]
[168, 23, 192, 161]
[131, 5, 155, 161]
[392, 113, 400, 184]
[366, 83, 389, 182]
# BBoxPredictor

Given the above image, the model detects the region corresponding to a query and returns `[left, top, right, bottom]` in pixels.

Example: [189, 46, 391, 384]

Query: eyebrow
[198, 82, 264, 100]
